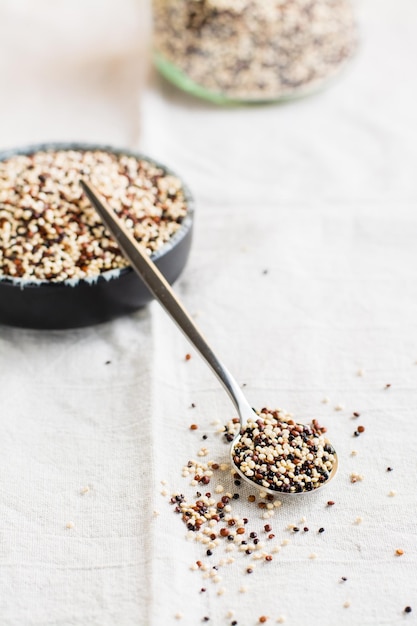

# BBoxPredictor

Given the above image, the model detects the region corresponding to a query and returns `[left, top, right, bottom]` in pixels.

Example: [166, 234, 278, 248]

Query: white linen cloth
[1, 1, 417, 625]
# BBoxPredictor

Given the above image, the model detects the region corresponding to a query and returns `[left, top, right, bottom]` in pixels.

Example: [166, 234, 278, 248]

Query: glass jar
[152, 0, 358, 104]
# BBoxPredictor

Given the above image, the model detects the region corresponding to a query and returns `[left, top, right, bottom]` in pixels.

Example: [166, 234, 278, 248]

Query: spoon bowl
[230, 433, 338, 497]
[81, 180, 338, 497]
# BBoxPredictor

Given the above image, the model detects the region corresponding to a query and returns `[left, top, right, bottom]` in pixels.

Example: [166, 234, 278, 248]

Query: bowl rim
[0, 141, 194, 289]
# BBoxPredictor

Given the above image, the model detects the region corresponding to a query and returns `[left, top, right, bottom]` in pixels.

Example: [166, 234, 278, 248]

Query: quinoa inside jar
[152, 0, 358, 103]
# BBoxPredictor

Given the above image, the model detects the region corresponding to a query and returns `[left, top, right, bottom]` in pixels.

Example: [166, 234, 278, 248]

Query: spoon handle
[81, 180, 249, 416]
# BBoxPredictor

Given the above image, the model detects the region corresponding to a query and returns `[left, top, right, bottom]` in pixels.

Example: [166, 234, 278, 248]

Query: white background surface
[1, 1, 417, 625]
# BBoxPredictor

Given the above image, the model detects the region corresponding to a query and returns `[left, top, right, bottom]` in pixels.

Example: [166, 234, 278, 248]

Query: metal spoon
[81, 180, 338, 496]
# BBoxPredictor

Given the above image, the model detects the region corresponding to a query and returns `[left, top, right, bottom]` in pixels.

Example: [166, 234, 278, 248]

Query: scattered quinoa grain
[387, 467, 393, 472]
[404, 607, 412, 613]
[190, 424, 198, 430]
[396, 549, 404, 556]
[66, 521, 75, 529]
[185, 354, 191, 361]
[327, 501, 335, 506]
[259, 617, 268, 624]
[357, 425, 365, 433]
[388, 490, 397, 497]
[343, 601, 351, 608]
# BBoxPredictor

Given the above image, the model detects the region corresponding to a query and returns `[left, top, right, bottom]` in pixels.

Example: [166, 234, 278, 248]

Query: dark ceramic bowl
[0, 142, 194, 329]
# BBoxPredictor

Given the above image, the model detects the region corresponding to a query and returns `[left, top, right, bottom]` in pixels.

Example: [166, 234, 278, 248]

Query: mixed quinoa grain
[230, 408, 336, 493]
[0, 149, 188, 282]
[153, 0, 357, 102]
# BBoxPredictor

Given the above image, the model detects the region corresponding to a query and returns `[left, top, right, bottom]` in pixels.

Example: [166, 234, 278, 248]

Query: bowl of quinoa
[0, 143, 194, 329]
